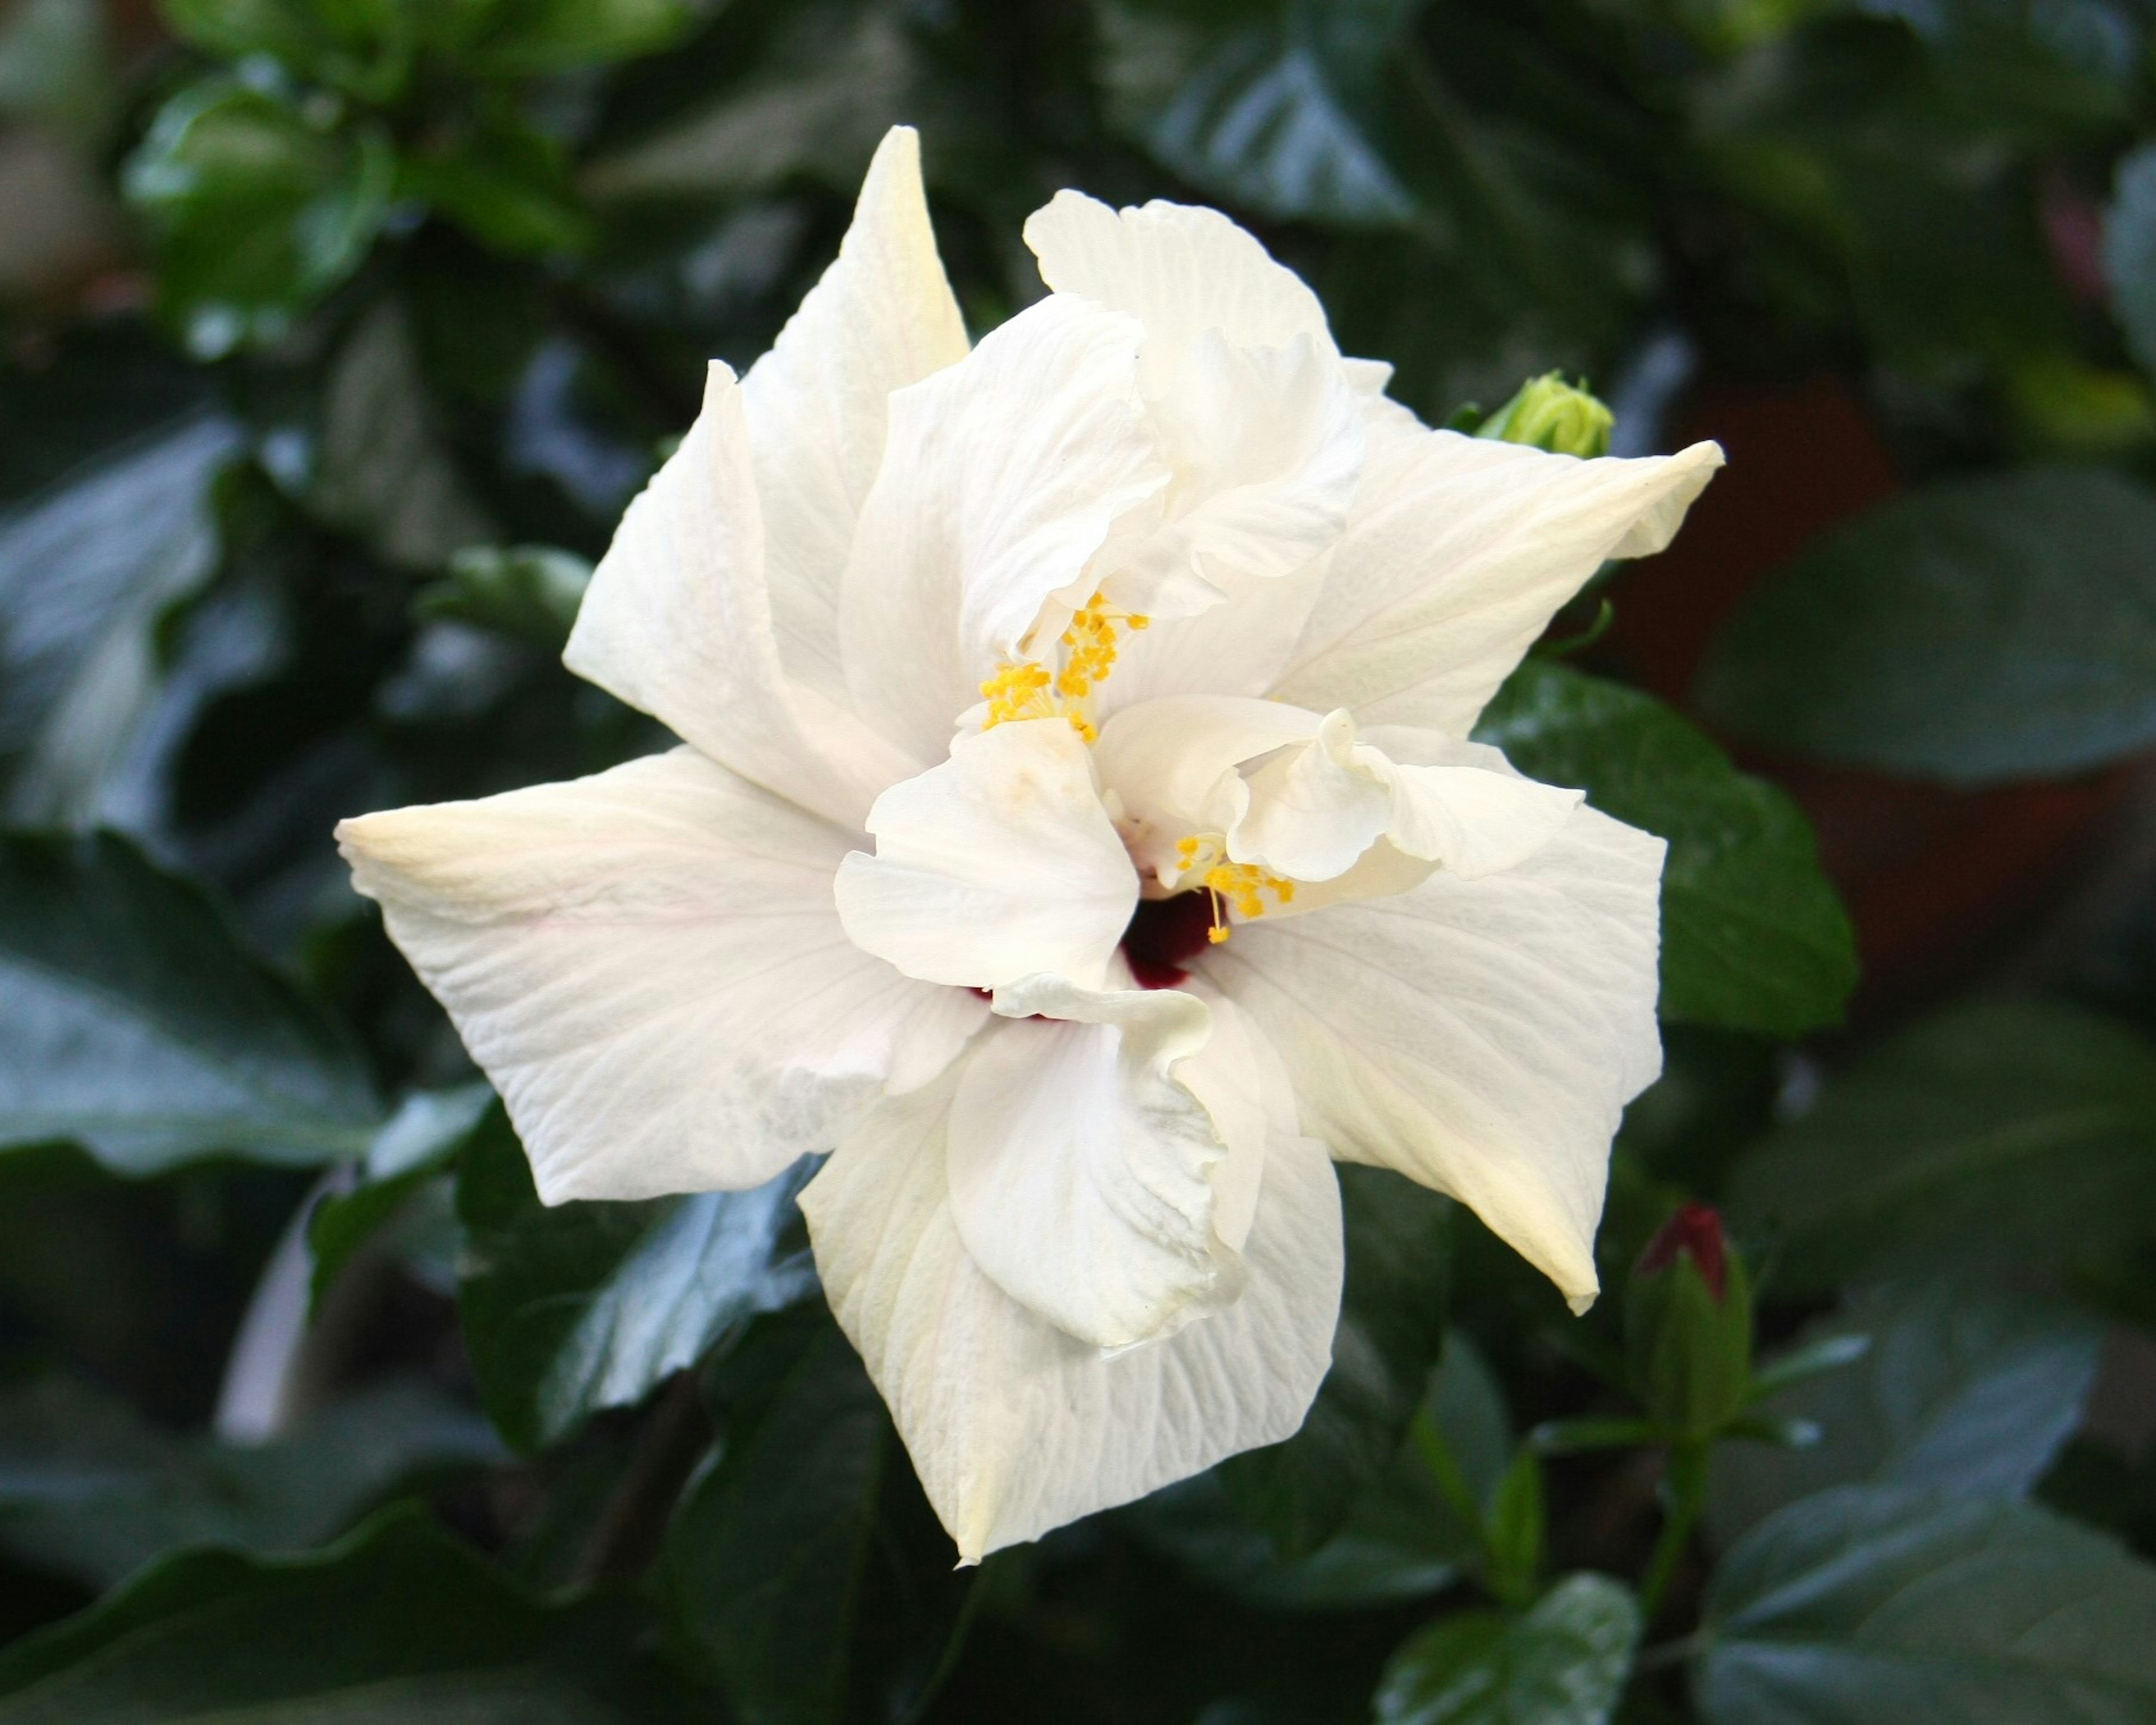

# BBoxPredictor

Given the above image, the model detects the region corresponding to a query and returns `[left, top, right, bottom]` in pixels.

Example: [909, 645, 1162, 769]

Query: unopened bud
[1624, 1203, 1752, 1440]
[1476, 372, 1614, 458]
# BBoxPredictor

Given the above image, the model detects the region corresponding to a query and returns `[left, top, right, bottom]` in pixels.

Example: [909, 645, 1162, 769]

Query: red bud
[1637, 1202, 1729, 1302]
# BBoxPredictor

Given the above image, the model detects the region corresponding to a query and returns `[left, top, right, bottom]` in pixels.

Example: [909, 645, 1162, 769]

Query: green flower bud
[1476, 372, 1614, 458]
[1623, 1203, 1753, 1440]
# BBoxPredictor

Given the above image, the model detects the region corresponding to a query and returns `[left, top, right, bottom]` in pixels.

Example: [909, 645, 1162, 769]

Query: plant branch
[573, 1371, 714, 1586]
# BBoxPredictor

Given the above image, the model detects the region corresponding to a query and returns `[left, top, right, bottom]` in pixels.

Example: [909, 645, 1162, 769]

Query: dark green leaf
[1482, 1451, 1546, 1608]
[1710, 1281, 2103, 1545]
[0, 1376, 499, 1589]
[1095, 0, 1416, 226]
[1695, 1487, 2156, 1723]
[2106, 142, 2156, 379]
[659, 1316, 884, 1723]
[449, 0, 695, 76]
[1726, 996, 2156, 1290]
[0, 1508, 697, 1721]
[417, 545, 593, 647]
[0, 830, 380, 1171]
[398, 121, 593, 255]
[1695, 469, 2156, 785]
[1219, 1166, 1452, 1557]
[0, 415, 238, 824]
[124, 77, 395, 358]
[308, 1083, 492, 1302]
[1374, 1572, 1642, 1725]
[1476, 661, 1856, 1038]
[1135, 1331, 1505, 1610]
[456, 1107, 820, 1450]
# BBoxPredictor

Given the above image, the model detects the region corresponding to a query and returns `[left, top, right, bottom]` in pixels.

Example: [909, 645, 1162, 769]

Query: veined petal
[1172, 982, 1291, 1255]
[1271, 419, 1723, 737]
[564, 363, 916, 830]
[741, 125, 970, 706]
[1022, 191, 1335, 396]
[1203, 804, 1666, 1311]
[336, 749, 986, 1203]
[1231, 717, 1583, 885]
[801, 1061, 1342, 1563]
[834, 719, 1137, 991]
[839, 296, 1168, 765]
[949, 980, 1220, 1348]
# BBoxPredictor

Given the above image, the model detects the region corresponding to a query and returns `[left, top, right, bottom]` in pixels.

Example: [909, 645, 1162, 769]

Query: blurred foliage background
[8, 0, 2156, 1719]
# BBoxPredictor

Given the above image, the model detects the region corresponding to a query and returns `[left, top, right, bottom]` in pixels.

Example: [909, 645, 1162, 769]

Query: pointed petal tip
[1565, 1286, 1599, 1317]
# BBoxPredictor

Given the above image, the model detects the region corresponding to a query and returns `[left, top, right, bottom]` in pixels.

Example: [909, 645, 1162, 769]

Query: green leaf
[455, 1107, 820, 1451]
[2105, 143, 2156, 379]
[1374, 1572, 1642, 1725]
[1710, 1281, 2103, 1545]
[1218, 1165, 1453, 1557]
[659, 1315, 885, 1723]
[1694, 468, 2156, 786]
[1726, 996, 2156, 1290]
[0, 415, 239, 824]
[0, 1376, 499, 1589]
[1095, 0, 1417, 226]
[158, 0, 417, 103]
[0, 1508, 697, 1720]
[0, 830, 380, 1171]
[1694, 1487, 2156, 1723]
[417, 545, 593, 647]
[446, 0, 695, 76]
[398, 118, 593, 255]
[1475, 661, 1856, 1038]
[124, 77, 395, 358]
[1135, 1331, 1506, 1611]
[1481, 1450, 1546, 1608]
[308, 1083, 492, 1302]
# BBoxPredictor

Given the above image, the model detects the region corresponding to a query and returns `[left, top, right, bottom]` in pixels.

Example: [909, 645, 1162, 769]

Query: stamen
[979, 590, 1149, 743]
[1167, 835, 1297, 946]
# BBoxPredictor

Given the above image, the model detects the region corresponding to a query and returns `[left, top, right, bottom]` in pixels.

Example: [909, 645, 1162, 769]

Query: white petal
[834, 719, 1137, 991]
[1022, 192, 1335, 395]
[1093, 694, 1323, 887]
[949, 983, 1221, 1348]
[1095, 552, 1334, 714]
[564, 364, 916, 830]
[1173, 982, 1291, 1254]
[839, 296, 1168, 765]
[740, 126, 970, 706]
[337, 749, 985, 1203]
[801, 1061, 1342, 1562]
[1271, 422, 1723, 736]
[1231, 709, 1394, 883]
[1203, 804, 1666, 1310]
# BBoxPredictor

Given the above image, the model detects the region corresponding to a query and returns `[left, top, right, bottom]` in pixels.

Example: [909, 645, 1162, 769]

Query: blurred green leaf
[1696, 469, 2156, 784]
[1374, 1572, 1642, 1725]
[1218, 1166, 1453, 1558]
[455, 1107, 820, 1451]
[1726, 996, 2156, 1290]
[1135, 1332, 1506, 1610]
[1694, 1487, 2156, 1722]
[1477, 661, 1856, 1038]
[1709, 1281, 2103, 1545]
[399, 116, 593, 255]
[2104, 141, 2156, 380]
[0, 830, 380, 1172]
[417, 545, 593, 647]
[1094, 0, 1418, 226]
[0, 1508, 698, 1720]
[1481, 1450, 1546, 1607]
[124, 76, 395, 358]
[0, 416, 239, 827]
[659, 1315, 884, 1724]
[446, 0, 696, 77]
[0, 1376, 499, 1589]
[308, 1082, 491, 1302]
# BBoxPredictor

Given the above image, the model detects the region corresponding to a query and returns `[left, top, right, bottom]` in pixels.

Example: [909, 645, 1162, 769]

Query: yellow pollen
[979, 590, 1148, 742]
[1171, 847, 1297, 946]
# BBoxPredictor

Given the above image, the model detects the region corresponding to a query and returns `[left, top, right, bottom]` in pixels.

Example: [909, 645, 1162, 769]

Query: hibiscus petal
[564, 363, 915, 830]
[741, 125, 971, 707]
[800, 1060, 1342, 1563]
[337, 748, 986, 1203]
[1270, 419, 1723, 737]
[1203, 803, 1665, 1311]
[948, 982, 1221, 1348]
[839, 296, 1168, 765]
[834, 719, 1137, 991]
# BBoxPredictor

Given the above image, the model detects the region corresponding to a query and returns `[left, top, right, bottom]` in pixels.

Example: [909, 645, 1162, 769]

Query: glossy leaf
[417, 545, 593, 647]
[455, 1108, 820, 1451]
[0, 1509, 696, 1721]
[308, 1083, 493, 1302]
[0, 830, 380, 1171]
[1695, 469, 2156, 785]
[2105, 142, 2156, 378]
[659, 1315, 885, 1723]
[1695, 1487, 2156, 1723]
[0, 1376, 498, 1589]
[1476, 661, 1856, 1038]
[1726, 996, 2156, 1290]
[1374, 1572, 1641, 1725]
[1218, 1165, 1454, 1558]
[1710, 1281, 2103, 1545]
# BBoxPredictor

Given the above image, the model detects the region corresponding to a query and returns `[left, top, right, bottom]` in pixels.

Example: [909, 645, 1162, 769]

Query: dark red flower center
[1121, 891, 1215, 989]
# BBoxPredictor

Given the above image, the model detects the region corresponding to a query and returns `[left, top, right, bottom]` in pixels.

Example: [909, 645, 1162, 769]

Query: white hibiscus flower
[337, 127, 1722, 1563]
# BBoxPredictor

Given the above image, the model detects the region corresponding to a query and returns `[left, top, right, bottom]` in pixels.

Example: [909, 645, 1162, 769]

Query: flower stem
[1639, 1440, 1711, 1621]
